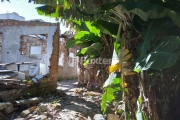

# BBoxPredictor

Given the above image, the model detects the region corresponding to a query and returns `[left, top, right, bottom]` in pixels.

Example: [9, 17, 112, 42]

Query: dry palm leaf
[109, 47, 136, 75]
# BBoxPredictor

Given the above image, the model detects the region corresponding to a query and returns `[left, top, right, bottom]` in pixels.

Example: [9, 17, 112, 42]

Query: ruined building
[0, 12, 78, 96]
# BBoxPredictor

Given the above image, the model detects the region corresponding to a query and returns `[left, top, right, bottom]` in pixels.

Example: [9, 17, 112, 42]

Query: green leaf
[138, 97, 143, 105]
[153, 36, 180, 52]
[103, 72, 121, 88]
[114, 42, 120, 55]
[136, 19, 167, 59]
[65, 39, 91, 49]
[86, 33, 101, 43]
[94, 20, 119, 36]
[63, 0, 70, 9]
[37, 9, 44, 15]
[77, 43, 103, 58]
[74, 31, 90, 39]
[51, 4, 59, 17]
[83, 59, 90, 66]
[86, 22, 100, 36]
[135, 36, 180, 71]
[101, 2, 180, 27]
[101, 87, 119, 114]
[85, 43, 103, 56]
[136, 51, 178, 71]
[80, 48, 88, 54]
[101, 71, 122, 114]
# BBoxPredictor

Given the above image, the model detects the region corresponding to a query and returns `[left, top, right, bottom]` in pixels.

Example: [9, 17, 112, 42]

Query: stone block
[3, 104, 14, 114]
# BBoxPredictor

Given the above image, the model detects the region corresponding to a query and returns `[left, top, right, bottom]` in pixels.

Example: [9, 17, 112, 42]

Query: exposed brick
[15, 21, 18, 25]
[0, 19, 57, 27]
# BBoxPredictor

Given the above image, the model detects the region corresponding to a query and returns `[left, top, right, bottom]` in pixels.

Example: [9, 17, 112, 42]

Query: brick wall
[20, 35, 47, 55]
[58, 40, 78, 80]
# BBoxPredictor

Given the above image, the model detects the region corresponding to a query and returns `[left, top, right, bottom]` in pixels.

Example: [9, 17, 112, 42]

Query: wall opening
[30, 46, 42, 54]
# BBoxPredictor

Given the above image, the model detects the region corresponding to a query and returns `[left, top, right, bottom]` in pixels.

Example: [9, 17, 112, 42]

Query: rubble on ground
[0, 80, 103, 120]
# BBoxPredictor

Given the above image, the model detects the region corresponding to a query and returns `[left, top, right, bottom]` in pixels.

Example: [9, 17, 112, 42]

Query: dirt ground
[4, 79, 102, 120]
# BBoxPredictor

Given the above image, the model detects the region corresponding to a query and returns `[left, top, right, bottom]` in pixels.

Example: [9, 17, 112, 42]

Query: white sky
[0, 0, 69, 33]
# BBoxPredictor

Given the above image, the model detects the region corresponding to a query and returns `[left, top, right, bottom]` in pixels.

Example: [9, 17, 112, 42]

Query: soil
[3, 79, 102, 120]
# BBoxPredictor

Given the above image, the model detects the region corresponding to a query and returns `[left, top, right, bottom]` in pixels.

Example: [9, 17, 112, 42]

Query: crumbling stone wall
[58, 40, 78, 80]
[22, 25, 60, 96]
[0, 20, 78, 95]
[0, 19, 58, 94]
[0, 19, 56, 64]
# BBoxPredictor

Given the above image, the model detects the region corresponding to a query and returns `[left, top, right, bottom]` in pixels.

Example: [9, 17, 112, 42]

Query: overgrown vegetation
[2, 0, 180, 119]
[34, 0, 180, 119]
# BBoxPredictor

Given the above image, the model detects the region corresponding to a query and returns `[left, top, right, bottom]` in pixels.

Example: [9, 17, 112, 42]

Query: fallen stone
[39, 105, 47, 112]
[0, 102, 12, 110]
[20, 106, 37, 117]
[3, 104, 14, 114]
[93, 114, 105, 120]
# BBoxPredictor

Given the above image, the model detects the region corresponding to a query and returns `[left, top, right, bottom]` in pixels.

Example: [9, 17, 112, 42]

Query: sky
[0, 0, 69, 33]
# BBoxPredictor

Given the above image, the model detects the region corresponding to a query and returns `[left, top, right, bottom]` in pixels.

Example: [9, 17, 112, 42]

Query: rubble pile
[0, 65, 102, 120]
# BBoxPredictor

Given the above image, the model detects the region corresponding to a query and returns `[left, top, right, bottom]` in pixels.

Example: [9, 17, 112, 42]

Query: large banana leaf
[78, 43, 103, 57]
[134, 36, 180, 71]
[136, 19, 167, 60]
[65, 29, 101, 49]
[101, 1, 180, 27]
[65, 21, 101, 49]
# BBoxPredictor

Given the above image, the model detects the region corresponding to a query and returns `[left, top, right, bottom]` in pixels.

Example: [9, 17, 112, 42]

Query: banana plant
[100, 1, 180, 119]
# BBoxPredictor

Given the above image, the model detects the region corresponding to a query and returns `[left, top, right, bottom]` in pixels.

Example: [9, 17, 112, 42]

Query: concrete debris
[20, 106, 37, 117]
